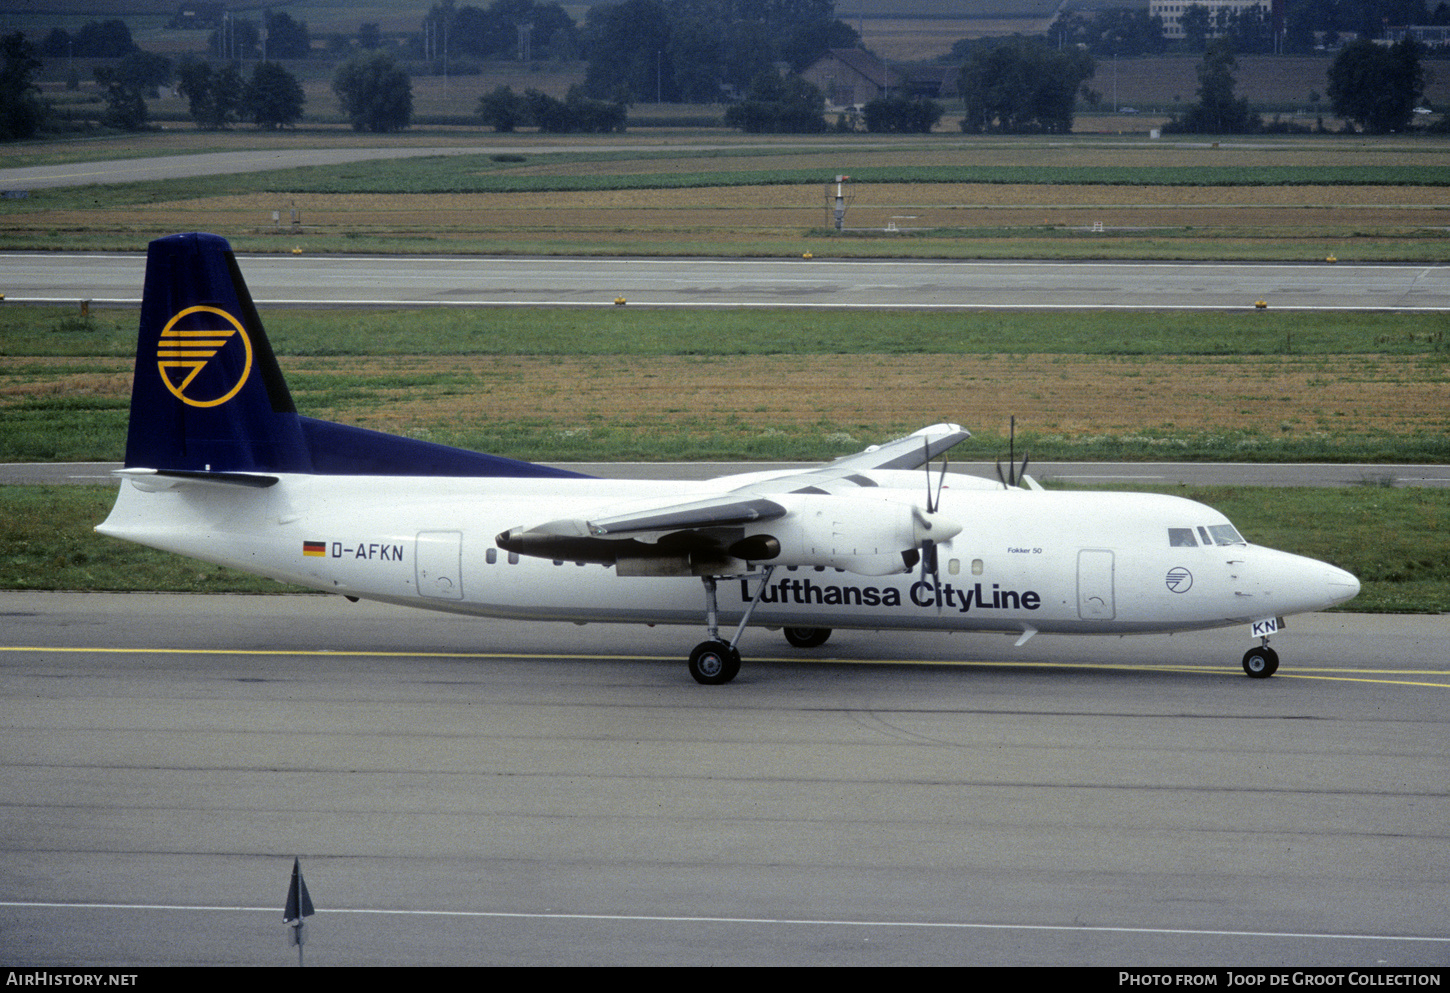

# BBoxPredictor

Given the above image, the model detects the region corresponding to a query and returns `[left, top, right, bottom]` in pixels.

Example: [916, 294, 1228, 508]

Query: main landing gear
[1242, 638, 1280, 678]
[783, 627, 831, 649]
[688, 567, 775, 685]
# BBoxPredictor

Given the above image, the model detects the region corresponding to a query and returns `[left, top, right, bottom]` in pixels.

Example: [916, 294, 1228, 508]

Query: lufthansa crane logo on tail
[156, 305, 253, 408]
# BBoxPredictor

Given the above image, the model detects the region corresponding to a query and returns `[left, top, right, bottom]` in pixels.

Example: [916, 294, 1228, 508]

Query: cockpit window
[1207, 523, 1245, 546]
[1174, 525, 1246, 547]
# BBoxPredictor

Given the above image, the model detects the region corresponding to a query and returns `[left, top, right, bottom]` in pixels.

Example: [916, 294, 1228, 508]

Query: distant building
[1151, 0, 1277, 40]
[169, 3, 225, 30]
[800, 49, 906, 108]
[1385, 25, 1450, 48]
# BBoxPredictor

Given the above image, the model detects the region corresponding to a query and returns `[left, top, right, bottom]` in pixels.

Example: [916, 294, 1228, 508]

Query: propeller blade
[922, 437, 936, 513]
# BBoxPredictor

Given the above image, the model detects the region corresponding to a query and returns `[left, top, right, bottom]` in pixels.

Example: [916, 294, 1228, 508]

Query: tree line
[1157, 34, 1430, 134]
[1, 0, 1441, 141]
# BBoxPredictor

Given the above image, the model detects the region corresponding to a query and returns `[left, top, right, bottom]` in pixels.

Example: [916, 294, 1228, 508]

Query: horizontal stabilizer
[114, 467, 279, 491]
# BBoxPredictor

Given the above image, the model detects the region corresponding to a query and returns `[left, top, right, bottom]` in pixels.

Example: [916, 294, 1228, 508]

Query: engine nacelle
[735, 495, 960, 576]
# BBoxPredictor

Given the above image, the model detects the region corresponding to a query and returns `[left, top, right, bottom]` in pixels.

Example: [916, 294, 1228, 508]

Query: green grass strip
[5, 306, 1449, 358]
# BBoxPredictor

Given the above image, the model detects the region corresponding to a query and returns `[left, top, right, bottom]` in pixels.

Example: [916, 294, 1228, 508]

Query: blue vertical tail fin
[124, 233, 585, 479]
[125, 232, 310, 473]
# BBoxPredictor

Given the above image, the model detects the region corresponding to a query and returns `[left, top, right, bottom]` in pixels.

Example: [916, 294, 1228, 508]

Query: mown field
[5, 305, 1448, 466]
[5, 133, 1450, 260]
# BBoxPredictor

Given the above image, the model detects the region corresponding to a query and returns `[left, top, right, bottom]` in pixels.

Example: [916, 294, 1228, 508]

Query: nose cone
[1321, 562, 1361, 608]
[1255, 547, 1360, 614]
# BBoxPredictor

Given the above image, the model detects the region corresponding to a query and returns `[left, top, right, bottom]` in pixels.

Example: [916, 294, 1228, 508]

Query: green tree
[778, 16, 860, 73]
[582, 0, 674, 102]
[432, 1, 578, 61]
[723, 72, 826, 133]
[1179, 4, 1212, 51]
[862, 95, 942, 133]
[176, 59, 243, 130]
[332, 51, 413, 132]
[1, 31, 47, 141]
[72, 20, 139, 58]
[94, 66, 148, 131]
[116, 51, 172, 98]
[958, 39, 1094, 134]
[577, 0, 856, 105]
[243, 61, 305, 129]
[477, 84, 529, 131]
[1165, 37, 1260, 133]
[1223, 3, 1274, 55]
[522, 86, 627, 132]
[667, 13, 775, 102]
[264, 11, 311, 59]
[1327, 38, 1425, 134]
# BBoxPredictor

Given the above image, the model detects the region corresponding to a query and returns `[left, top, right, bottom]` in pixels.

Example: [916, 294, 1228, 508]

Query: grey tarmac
[1, 592, 1446, 966]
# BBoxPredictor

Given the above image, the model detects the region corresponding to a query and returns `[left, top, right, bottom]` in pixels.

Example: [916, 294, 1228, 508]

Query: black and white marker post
[283, 857, 316, 966]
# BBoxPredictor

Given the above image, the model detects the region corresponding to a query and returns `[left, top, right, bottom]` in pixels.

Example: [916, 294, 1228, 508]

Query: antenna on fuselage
[995, 415, 1031, 489]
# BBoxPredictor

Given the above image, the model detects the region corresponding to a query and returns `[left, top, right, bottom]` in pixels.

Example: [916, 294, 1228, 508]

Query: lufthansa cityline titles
[739, 576, 1042, 613]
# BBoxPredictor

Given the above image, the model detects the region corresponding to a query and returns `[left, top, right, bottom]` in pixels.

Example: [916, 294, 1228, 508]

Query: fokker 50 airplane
[98, 233, 1361, 684]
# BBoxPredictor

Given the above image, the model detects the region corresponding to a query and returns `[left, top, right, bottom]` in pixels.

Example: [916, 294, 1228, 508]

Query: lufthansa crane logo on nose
[156, 305, 253, 408]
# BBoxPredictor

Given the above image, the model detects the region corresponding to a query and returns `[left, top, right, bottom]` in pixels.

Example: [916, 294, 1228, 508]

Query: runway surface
[5, 251, 1448, 311]
[0, 141, 877, 192]
[2, 592, 1447, 966]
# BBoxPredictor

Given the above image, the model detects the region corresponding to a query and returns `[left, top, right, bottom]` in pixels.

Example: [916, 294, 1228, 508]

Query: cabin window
[971, 558, 984, 576]
[486, 548, 498, 564]
[1169, 528, 1198, 547]
[508, 551, 519, 565]
[948, 558, 960, 576]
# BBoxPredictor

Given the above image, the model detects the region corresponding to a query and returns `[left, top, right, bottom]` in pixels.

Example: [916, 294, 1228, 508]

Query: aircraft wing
[496, 424, 970, 576]
[723, 422, 970, 496]
[811, 422, 970, 474]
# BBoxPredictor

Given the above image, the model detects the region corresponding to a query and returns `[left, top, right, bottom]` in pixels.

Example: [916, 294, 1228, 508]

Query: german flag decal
[303, 541, 327, 557]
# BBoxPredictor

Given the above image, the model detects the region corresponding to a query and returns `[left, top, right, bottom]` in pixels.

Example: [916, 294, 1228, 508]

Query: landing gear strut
[688, 567, 774, 685]
[1242, 638, 1279, 678]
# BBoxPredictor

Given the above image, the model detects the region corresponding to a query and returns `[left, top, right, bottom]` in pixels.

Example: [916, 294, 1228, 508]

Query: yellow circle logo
[155, 305, 253, 408]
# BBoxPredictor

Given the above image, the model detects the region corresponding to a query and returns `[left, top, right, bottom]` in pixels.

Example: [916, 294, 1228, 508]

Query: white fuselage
[97, 470, 1361, 641]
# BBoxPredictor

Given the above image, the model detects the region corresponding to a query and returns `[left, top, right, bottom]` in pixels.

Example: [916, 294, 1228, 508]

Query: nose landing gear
[1242, 639, 1280, 678]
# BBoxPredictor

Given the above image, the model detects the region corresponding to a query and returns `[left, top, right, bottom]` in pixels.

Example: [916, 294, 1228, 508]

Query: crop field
[5, 133, 1450, 260]
[5, 305, 1446, 466]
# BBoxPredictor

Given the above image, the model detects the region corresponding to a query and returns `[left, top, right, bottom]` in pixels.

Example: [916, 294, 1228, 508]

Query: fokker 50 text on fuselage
[97, 233, 1361, 684]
